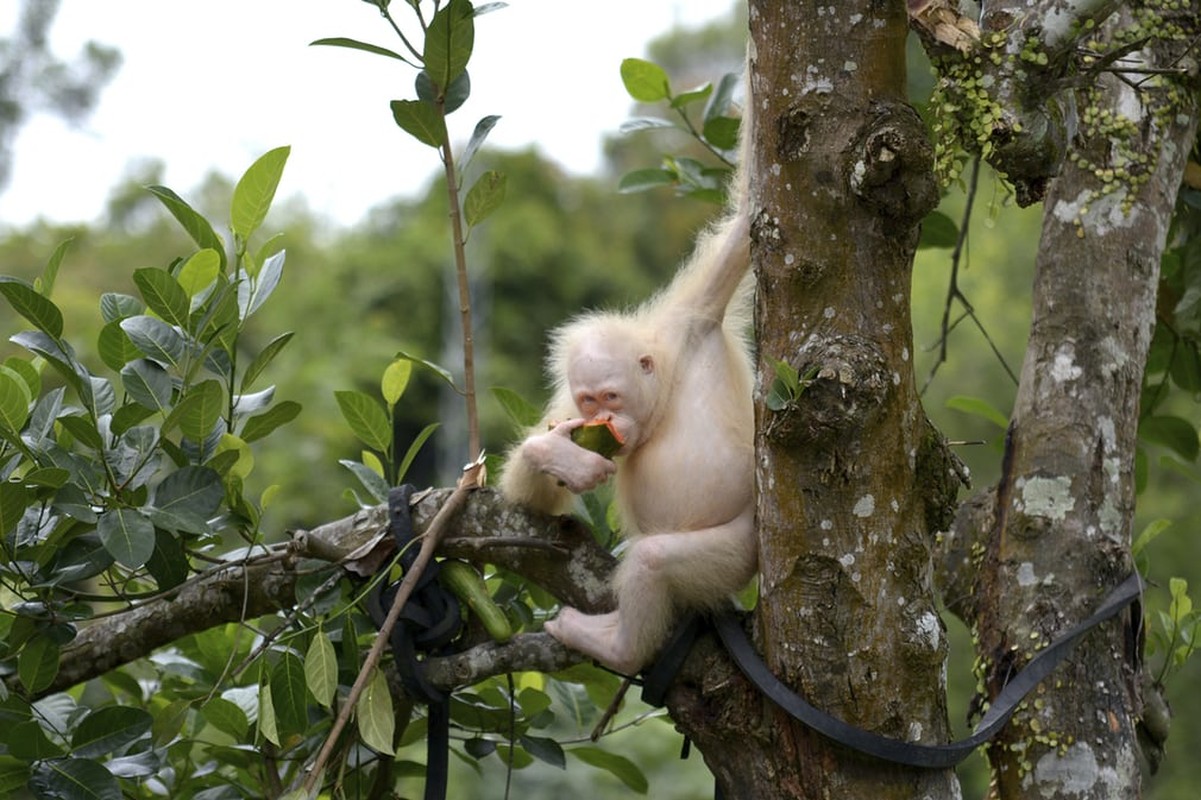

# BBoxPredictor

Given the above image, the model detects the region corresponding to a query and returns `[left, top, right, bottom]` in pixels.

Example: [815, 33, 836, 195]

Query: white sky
[0, 0, 737, 228]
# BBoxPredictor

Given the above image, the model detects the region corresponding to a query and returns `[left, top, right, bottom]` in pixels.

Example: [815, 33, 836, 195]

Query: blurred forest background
[1, 3, 1198, 798]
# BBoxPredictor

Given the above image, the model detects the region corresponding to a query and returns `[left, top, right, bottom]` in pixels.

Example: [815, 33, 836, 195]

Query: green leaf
[241, 332, 294, 392]
[120, 315, 188, 368]
[391, 99, 447, 149]
[0, 364, 32, 433]
[416, 69, 471, 114]
[521, 735, 565, 769]
[146, 531, 190, 589]
[703, 71, 740, 123]
[0, 277, 64, 338]
[177, 248, 222, 299]
[57, 415, 103, 452]
[39, 238, 72, 297]
[9, 331, 90, 404]
[99, 292, 143, 323]
[133, 267, 191, 329]
[424, 0, 475, 92]
[309, 36, 408, 61]
[1132, 518, 1172, 556]
[618, 117, 677, 134]
[570, 746, 648, 793]
[232, 146, 291, 242]
[241, 400, 302, 443]
[620, 58, 670, 103]
[18, 636, 59, 694]
[919, 210, 960, 249]
[0, 481, 29, 538]
[398, 422, 440, 484]
[702, 115, 739, 151]
[0, 756, 30, 795]
[146, 185, 227, 268]
[154, 465, 225, 520]
[270, 652, 309, 740]
[945, 395, 1009, 430]
[356, 667, 395, 755]
[201, 697, 249, 740]
[121, 359, 173, 413]
[491, 386, 541, 428]
[464, 170, 506, 227]
[396, 350, 457, 390]
[97, 508, 156, 568]
[617, 168, 676, 194]
[28, 758, 121, 800]
[238, 250, 286, 320]
[305, 631, 338, 708]
[340, 459, 390, 503]
[382, 358, 413, 406]
[335, 390, 392, 452]
[71, 706, 153, 758]
[259, 685, 281, 746]
[670, 82, 712, 110]
[1139, 415, 1200, 462]
[4, 356, 40, 397]
[97, 320, 142, 371]
[460, 114, 501, 172]
[170, 380, 225, 441]
[8, 720, 63, 761]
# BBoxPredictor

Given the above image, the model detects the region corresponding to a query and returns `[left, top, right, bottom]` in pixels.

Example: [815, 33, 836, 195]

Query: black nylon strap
[363, 485, 464, 800]
[714, 572, 1144, 768]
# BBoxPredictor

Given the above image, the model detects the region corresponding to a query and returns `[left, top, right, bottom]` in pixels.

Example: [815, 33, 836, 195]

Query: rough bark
[662, 3, 959, 798]
[947, 11, 1198, 800]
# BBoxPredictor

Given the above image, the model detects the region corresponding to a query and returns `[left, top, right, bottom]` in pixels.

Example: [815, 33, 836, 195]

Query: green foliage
[0, 149, 306, 797]
[617, 57, 742, 204]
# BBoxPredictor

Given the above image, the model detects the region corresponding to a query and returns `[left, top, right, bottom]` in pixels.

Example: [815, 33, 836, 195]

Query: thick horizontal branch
[16, 488, 616, 699]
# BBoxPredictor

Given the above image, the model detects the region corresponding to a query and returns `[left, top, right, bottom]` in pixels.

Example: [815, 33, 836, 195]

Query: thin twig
[302, 461, 484, 794]
[590, 677, 633, 741]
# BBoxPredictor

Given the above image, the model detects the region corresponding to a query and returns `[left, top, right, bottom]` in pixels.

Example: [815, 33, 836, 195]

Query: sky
[0, 0, 737, 228]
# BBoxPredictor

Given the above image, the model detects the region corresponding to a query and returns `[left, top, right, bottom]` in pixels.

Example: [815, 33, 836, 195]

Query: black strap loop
[712, 572, 1144, 768]
[364, 485, 465, 800]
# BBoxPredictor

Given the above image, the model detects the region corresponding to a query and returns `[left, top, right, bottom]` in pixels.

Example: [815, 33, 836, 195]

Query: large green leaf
[28, 758, 121, 800]
[919, 210, 960, 249]
[491, 386, 540, 428]
[0, 277, 64, 338]
[71, 707, 153, 759]
[570, 746, 648, 793]
[133, 268, 191, 329]
[335, 390, 391, 452]
[424, 0, 474, 92]
[309, 36, 407, 61]
[18, 636, 59, 695]
[356, 667, 395, 755]
[305, 631, 338, 708]
[238, 250, 285, 320]
[120, 316, 188, 368]
[9, 331, 90, 405]
[231, 146, 291, 243]
[97, 507, 156, 568]
[1139, 415, 1200, 462]
[241, 400, 301, 443]
[177, 248, 222, 300]
[620, 58, 670, 103]
[0, 756, 29, 796]
[270, 652, 309, 740]
[390, 99, 447, 149]
[460, 114, 501, 172]
[0, 481, 29, 538]
[464, 170, 506, 227]
[241, 331, 294, 391]
[0, 364, 32, 433]
[97, 320, 142, 371]
[201, 697, 249, 740]
[120, 359, 174, 414]
[154, 465, 225, 520]
[99, 292, 143, 323]
[146, 185, 227, 267]
[170, 380, 225, 442]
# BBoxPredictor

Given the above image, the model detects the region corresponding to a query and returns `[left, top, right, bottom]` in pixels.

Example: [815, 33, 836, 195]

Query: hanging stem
[440, 123, 482, 462]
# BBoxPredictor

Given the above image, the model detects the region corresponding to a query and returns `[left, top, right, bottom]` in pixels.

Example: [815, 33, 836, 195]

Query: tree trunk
[666, 3, 962, 798]
[964, 15, 1199, 800]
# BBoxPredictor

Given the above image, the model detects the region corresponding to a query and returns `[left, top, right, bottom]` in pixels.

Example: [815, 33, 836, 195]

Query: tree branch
[16, 489, 616, 699]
